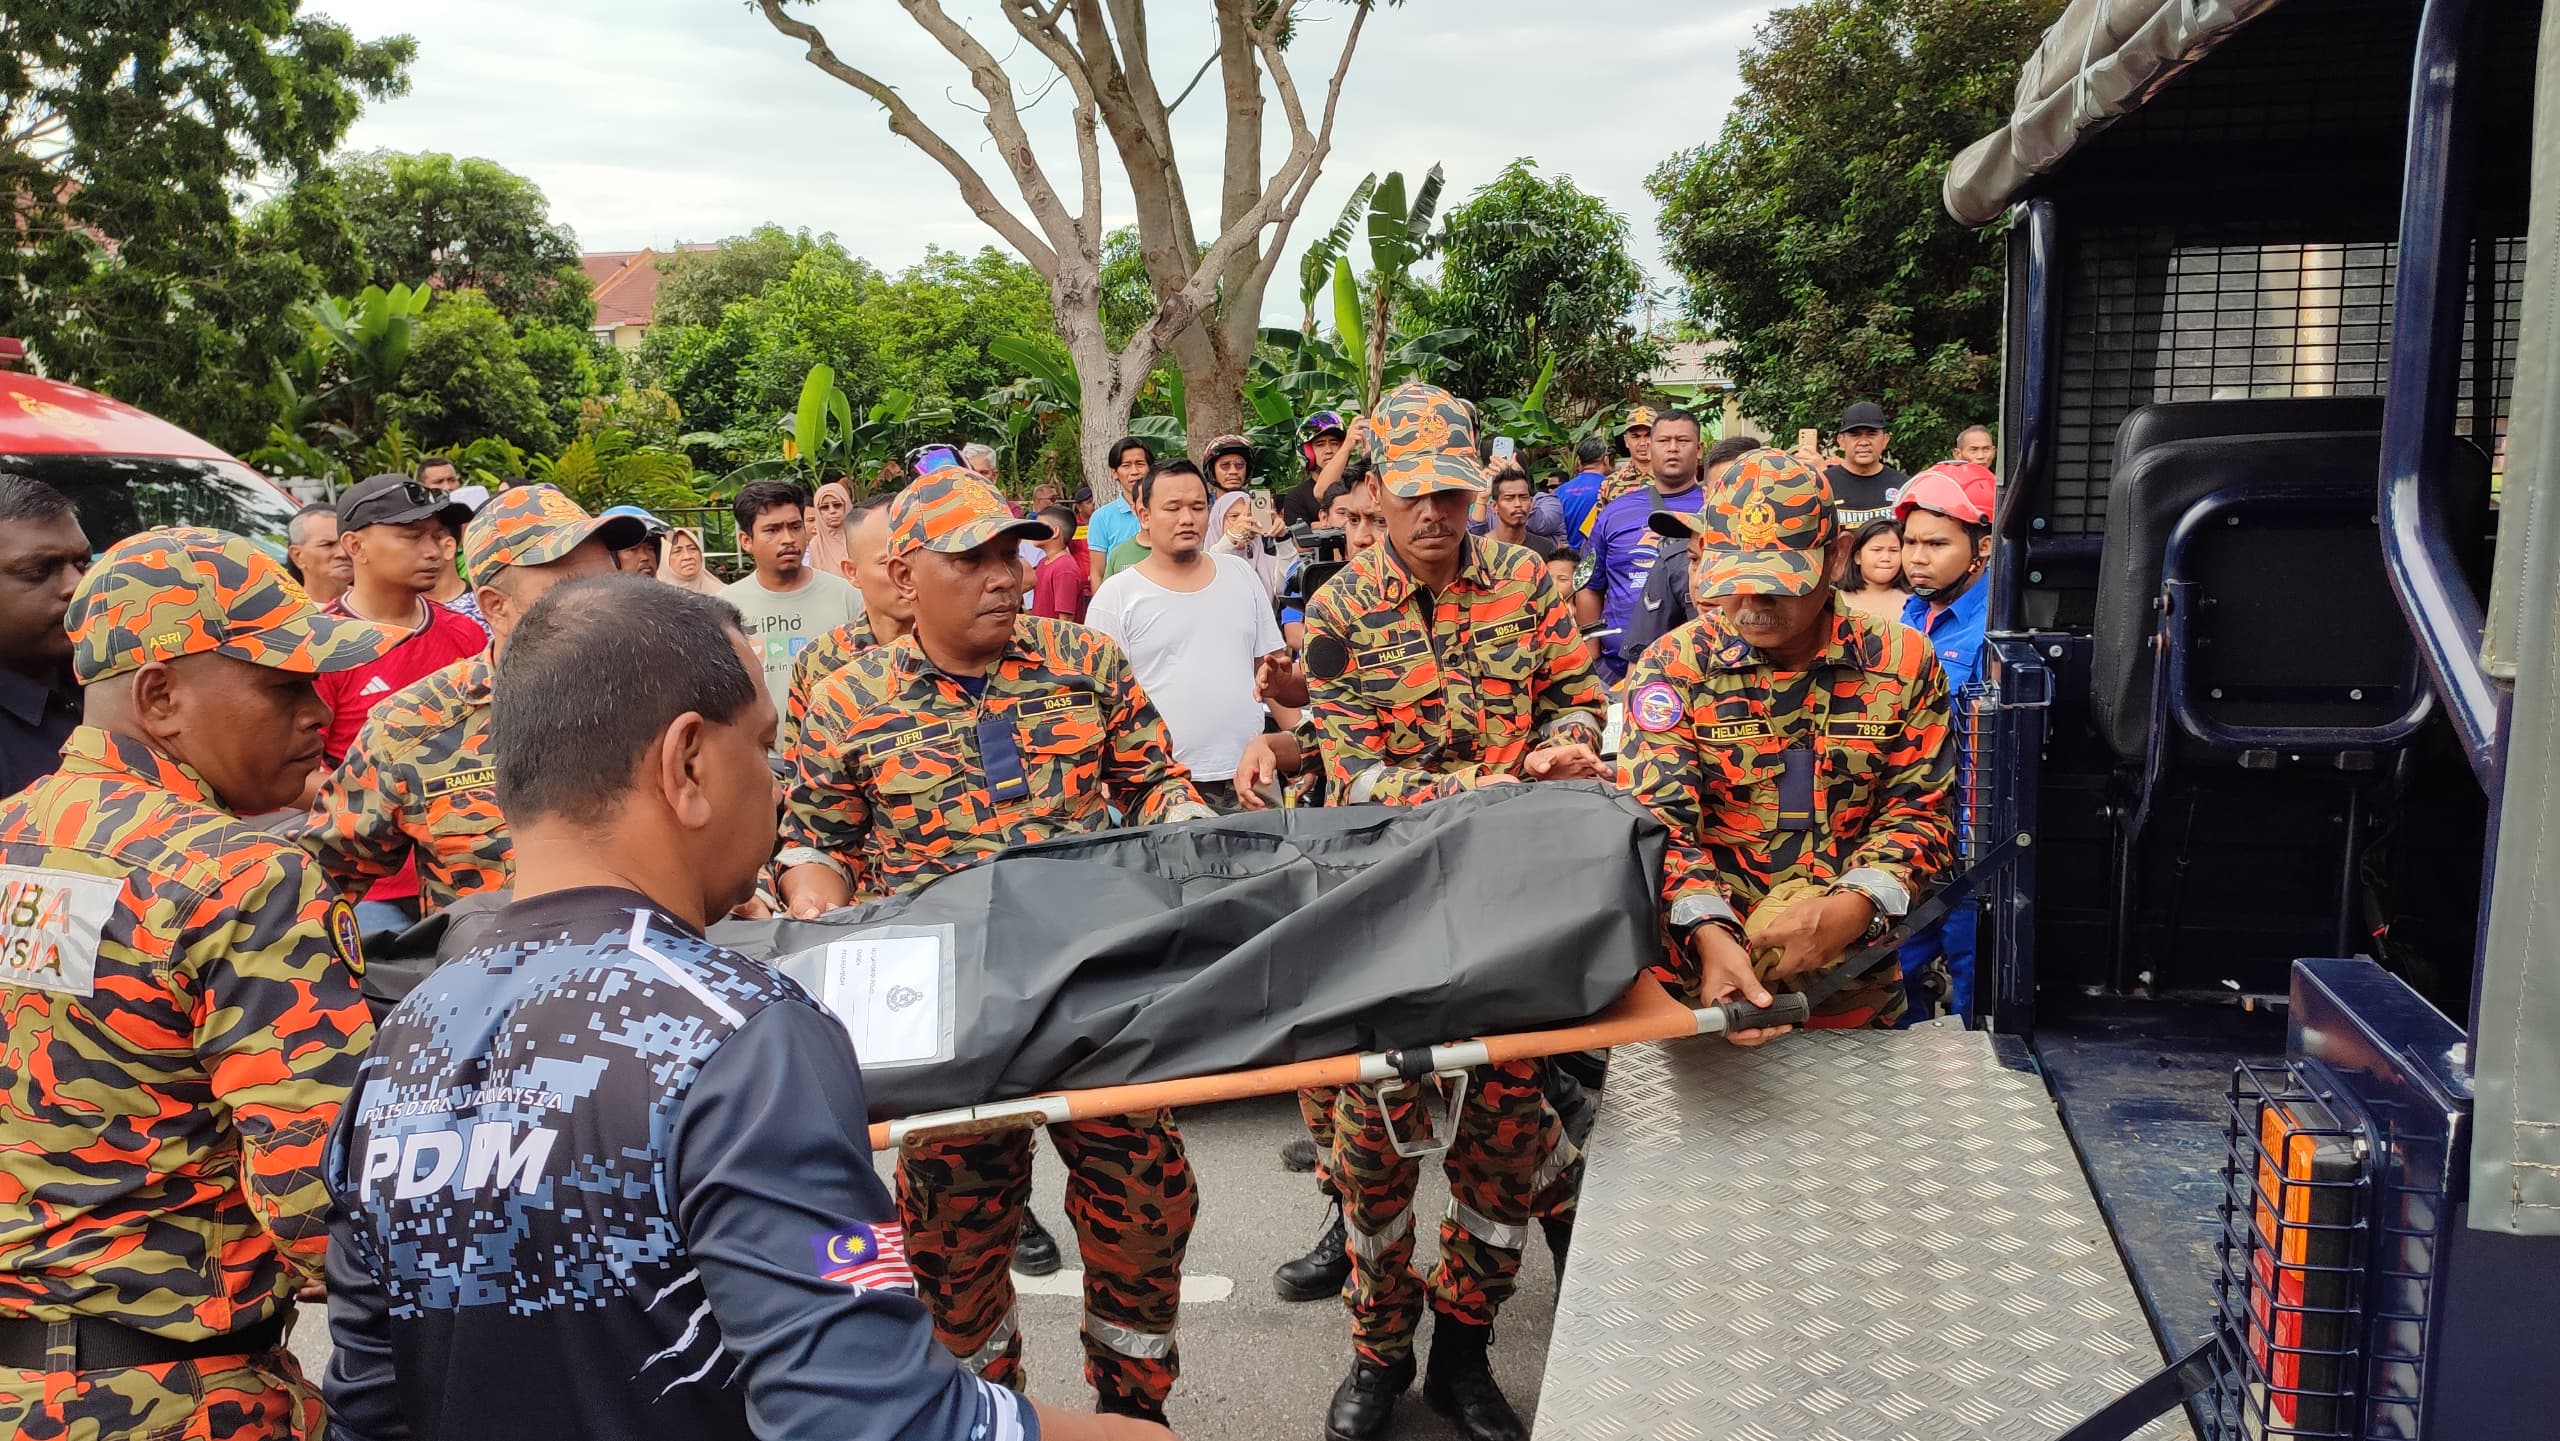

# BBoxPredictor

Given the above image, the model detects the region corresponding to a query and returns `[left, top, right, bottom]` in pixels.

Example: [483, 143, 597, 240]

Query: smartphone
[1491, 435, 1519, 462]
[1250, 490, 1276, 529]
[1796, 428, 1820, 452]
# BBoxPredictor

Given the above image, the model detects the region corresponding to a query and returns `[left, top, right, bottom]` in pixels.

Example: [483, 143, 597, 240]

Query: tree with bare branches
[755, 0, 1391, 500]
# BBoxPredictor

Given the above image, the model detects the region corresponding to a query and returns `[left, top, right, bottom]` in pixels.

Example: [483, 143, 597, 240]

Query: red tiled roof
[582, 243, 720, 332]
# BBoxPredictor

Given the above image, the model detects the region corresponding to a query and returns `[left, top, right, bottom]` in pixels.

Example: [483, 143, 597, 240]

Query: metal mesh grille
[2202, 1062, 2372, 1440]
[2050, 231, 2522, 536]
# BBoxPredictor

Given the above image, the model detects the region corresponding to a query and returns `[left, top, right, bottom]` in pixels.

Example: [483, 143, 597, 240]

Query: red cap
[1894, 463, 1996, 526]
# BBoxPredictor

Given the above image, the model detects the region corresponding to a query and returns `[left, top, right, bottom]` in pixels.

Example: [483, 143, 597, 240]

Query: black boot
[1011, 1210, 1062, 1277]
[1280, 1135, 1320, 1171]
[1099, 1394, 1169, 1427]
[1422, 1318, 1525, 1441]
[1273, 1200, 1351, 1302]
[1322, 1354, 1415, 1441]
[1542, 1215, 1572, 1282]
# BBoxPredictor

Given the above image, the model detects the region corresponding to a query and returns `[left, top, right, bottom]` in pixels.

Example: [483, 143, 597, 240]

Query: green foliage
[865, 247, 1057, 404]
[643, 239, 1060, 478]
[1649, 0, 2062, 461]
[308, 150, 595, 328]
[654, 226, 832, 331]
[1419, 159, 1661, 422]
[0, 2, 414, 451]
[305, 282, 432, 434]
[516, 323, 615, 440]
[1099, 228, 1158, 351]
[531, 427, 697, 514]
[1300, 176, 1379, 334]
[380, 289, 560, 454]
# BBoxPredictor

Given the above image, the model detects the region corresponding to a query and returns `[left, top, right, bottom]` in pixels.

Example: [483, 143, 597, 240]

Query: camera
[1280, 522, 1349, 616]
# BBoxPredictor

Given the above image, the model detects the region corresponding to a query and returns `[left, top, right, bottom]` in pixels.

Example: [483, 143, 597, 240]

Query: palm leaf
[1300, 174, 1378, 310]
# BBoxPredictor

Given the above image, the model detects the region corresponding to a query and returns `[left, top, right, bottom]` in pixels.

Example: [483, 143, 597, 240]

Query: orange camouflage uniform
[782, 470, 1208, 1413]
[0, 732, 372, 1440]
[0, 526, 389, 1441]
[1302, 535, 1605, 806]
[1618, 602, 1955, 1023]
[291, 654, 507, 912]
[1304, 383, 1599, 1366]
[781, 611, 879, 759]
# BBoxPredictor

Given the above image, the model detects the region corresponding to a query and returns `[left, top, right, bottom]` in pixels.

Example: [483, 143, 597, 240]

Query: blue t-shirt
[1581, 484, 1707, 676]
[1902, 576, 1989, 698]
[1087, 498, 1140, 559]
[1555, 469, 1606, 540]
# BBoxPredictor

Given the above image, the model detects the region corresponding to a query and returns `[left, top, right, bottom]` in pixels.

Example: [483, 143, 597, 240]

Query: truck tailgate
[1532, 1028, 2190, 1440]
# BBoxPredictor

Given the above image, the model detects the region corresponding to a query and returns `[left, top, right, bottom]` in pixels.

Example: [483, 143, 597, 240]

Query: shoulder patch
[1305, 634, 1350, 682]
[1629, 682, 1685, 734]
[328, 897, 366, 976]
[0, 864, 117, 998]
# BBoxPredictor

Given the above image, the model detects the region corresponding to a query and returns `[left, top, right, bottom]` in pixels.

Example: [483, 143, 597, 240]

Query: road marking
[1013, 1270, 1236, 1304]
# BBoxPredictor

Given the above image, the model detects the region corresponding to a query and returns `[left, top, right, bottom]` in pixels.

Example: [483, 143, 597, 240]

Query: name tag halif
[0, 865, 120, 998]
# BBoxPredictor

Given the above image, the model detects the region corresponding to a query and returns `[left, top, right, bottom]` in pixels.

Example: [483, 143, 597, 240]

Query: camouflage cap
[1366, 382, 1485, 498]
[1619, 405, 1660, 436]
[463, 483, 648, 581]
[1677, 448, 1841, 600]
[70, 526, 399, 684]
[887, 468, 1050, 556]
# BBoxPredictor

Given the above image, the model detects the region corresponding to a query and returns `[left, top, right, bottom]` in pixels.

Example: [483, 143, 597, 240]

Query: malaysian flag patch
[811, 1220, 915, 1292]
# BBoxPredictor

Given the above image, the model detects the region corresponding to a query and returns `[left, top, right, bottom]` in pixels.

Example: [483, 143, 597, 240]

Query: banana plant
[303, 283, 432, 439]
[1301, 174, 1378, 337]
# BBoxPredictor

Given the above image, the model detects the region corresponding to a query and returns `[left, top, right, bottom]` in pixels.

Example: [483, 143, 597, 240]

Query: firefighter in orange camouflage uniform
[292, 486, 641, 911]
[775, 469, 1213, 1426]
[0, 528, 393, 1439]
[1300, 383, 1602, 1441]
[1617, 449, 1955, 1040]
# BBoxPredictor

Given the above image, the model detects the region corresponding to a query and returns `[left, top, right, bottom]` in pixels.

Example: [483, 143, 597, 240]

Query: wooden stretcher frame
[871, 972, 1729, 1150]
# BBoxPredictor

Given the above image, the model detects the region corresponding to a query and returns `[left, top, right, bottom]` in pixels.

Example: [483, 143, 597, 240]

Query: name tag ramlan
[0, 865, 119, 998]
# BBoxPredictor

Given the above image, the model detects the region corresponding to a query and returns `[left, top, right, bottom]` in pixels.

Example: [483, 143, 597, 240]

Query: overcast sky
[314, 0, 1776, 324]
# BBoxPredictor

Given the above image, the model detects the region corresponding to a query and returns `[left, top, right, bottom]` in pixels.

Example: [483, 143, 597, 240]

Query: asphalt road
[291, 1091, 1562, 1440]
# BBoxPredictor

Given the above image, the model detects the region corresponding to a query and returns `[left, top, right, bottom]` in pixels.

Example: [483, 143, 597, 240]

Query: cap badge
[1734, 497, 1780, 547]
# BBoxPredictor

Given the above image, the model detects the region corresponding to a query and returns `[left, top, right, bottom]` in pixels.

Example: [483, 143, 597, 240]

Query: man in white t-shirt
[717, 479, 865, 751]
[1086, 457, 1287, 812]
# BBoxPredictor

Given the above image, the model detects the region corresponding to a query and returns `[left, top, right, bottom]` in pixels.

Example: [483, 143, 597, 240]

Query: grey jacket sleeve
[669, 1000, 1038, 1441]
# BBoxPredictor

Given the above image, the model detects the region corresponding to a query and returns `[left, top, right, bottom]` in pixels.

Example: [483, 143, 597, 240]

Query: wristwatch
[1827, 872, 1904, 946]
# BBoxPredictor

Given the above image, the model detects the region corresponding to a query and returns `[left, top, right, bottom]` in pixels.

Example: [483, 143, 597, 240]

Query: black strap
[0, 1312, 287, 1371]
[2050, 1332, 2225, 1441]
[1792, 833, 2025, 1012]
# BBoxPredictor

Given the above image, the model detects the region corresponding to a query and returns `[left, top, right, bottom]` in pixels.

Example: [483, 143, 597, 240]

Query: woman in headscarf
[1207, 488, 1294, 598]
[804, 479, 853, 581]
[658, 526, 726, 596]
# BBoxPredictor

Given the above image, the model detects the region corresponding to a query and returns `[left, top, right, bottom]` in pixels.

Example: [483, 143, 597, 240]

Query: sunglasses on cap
[340, 480, 448, 528]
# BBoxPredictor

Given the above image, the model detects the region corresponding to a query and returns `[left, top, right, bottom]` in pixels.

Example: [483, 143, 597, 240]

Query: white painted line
[1011, 1270, 1236, 1304]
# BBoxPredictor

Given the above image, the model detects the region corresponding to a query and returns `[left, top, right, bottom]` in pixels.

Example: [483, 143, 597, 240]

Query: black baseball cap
[1840, 401, 1890, 433]
[339, 473, 473, 532]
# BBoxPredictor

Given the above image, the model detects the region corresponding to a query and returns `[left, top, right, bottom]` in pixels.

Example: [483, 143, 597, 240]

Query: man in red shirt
[1029, 503, 1090, 621]
[313, 472, 487, 934]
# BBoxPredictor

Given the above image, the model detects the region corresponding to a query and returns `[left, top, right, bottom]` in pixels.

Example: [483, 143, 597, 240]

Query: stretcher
[869, 832, 2023, 1152]
[867, 971, 1797, 1150]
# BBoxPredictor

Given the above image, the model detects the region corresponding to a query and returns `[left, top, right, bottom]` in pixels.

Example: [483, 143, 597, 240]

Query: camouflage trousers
[1296, 1085, 1340, 1195]
[0, 1348, 319, 1440]
[899, 1109, 1196, 1409]
[1330, 1060, 1581, 1365]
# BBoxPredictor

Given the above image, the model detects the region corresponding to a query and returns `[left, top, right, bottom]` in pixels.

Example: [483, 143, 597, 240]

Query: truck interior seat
[2089, 401, 2488, 764]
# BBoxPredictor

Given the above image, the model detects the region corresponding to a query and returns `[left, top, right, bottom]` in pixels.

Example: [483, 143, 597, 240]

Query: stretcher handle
[1697, 992, 1812, 1035]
